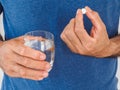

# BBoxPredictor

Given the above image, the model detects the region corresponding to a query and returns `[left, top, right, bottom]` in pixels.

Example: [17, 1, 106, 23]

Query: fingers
[12, 64, 48, 80]
[75, 9, 92, 43]
[1, 58, 47, 81]
[75, 9, 85, 29]
[85, 6, 107, 40]
[61, 18, 86, 54]
[61, 20, 77, 53]
[11, 44, 46, 61]
[2, 60, 48, 80]
[85, 6, 105, 29]
[61, 34, 77, 53]
[9, 36, 46, 61]
[61, 18, 89, 54]
[61, 6, 109, 57]
[15, 54, 51, 71]
[1, 41, 50, 80]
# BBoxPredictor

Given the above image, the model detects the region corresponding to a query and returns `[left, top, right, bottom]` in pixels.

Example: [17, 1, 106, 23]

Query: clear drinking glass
[24, 30, 55, 71]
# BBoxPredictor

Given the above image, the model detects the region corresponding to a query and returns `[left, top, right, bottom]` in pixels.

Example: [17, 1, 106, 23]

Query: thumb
[85, 6, 104, 30]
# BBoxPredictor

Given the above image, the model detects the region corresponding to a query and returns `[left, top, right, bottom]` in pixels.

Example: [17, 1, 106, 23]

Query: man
[0, 0, 120, 90]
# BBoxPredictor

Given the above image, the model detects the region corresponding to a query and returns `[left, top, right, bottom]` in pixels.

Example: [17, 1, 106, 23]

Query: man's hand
[0, 36, 51, 80]
[61, 6, 115, 58]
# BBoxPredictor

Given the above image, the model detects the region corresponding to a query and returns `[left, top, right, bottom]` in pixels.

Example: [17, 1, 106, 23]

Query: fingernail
[85, 6, 92, 13]
[43, 72, 48, 78]
[40, 54, 46, 60]
[76, 9, 81, 15]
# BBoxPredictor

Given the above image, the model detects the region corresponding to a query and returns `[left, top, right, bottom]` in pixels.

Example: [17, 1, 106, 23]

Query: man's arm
[110, 0, 120, 56]
[60, 6, 120, 58]
[110, 35, 120, 56]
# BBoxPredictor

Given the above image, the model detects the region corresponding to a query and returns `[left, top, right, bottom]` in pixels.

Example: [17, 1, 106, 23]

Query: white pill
[82, 8, 86, 14]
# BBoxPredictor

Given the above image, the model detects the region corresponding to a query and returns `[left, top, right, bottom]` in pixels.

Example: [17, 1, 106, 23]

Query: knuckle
[65, 30, 69, 35]
[65, 30, 72, 37]
[93, 11, 99, 17]
[60, 33, 66, 40]
[64, 30, 68, 36]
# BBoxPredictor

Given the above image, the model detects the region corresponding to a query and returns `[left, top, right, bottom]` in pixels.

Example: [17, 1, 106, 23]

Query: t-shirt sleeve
[0, 3, 3, 14]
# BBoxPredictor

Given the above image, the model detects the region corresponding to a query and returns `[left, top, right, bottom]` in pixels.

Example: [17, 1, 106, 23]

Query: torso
[1, 0, 120, 90]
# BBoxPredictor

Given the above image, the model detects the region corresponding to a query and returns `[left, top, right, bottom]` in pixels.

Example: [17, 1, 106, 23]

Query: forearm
[109, 35, 120, 56]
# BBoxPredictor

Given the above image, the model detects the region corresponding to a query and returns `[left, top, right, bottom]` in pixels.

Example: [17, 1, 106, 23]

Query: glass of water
[24, 30, 55, 71]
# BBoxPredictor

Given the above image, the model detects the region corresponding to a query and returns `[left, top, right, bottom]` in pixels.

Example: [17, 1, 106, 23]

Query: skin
[0, 36, 51, 80]
[61, 6, 119, 58]
[0, 6, 120, 80]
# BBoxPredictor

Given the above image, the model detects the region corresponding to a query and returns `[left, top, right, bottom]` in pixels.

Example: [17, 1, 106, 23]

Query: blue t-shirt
[0, 0, 120, 90]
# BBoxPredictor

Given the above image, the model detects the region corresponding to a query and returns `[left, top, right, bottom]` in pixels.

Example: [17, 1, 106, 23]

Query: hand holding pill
[60, 6, 114, 58]
[81, 8, 86, 14]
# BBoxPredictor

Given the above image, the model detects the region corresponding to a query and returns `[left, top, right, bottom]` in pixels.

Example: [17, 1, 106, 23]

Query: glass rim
[24, 30, 54, 40]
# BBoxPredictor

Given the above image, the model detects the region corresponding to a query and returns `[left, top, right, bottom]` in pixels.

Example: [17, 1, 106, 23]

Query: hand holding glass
[24, 30, 55, 71]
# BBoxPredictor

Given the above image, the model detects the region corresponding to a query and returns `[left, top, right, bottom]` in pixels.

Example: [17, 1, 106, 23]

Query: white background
[0, 14, 120, 89]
